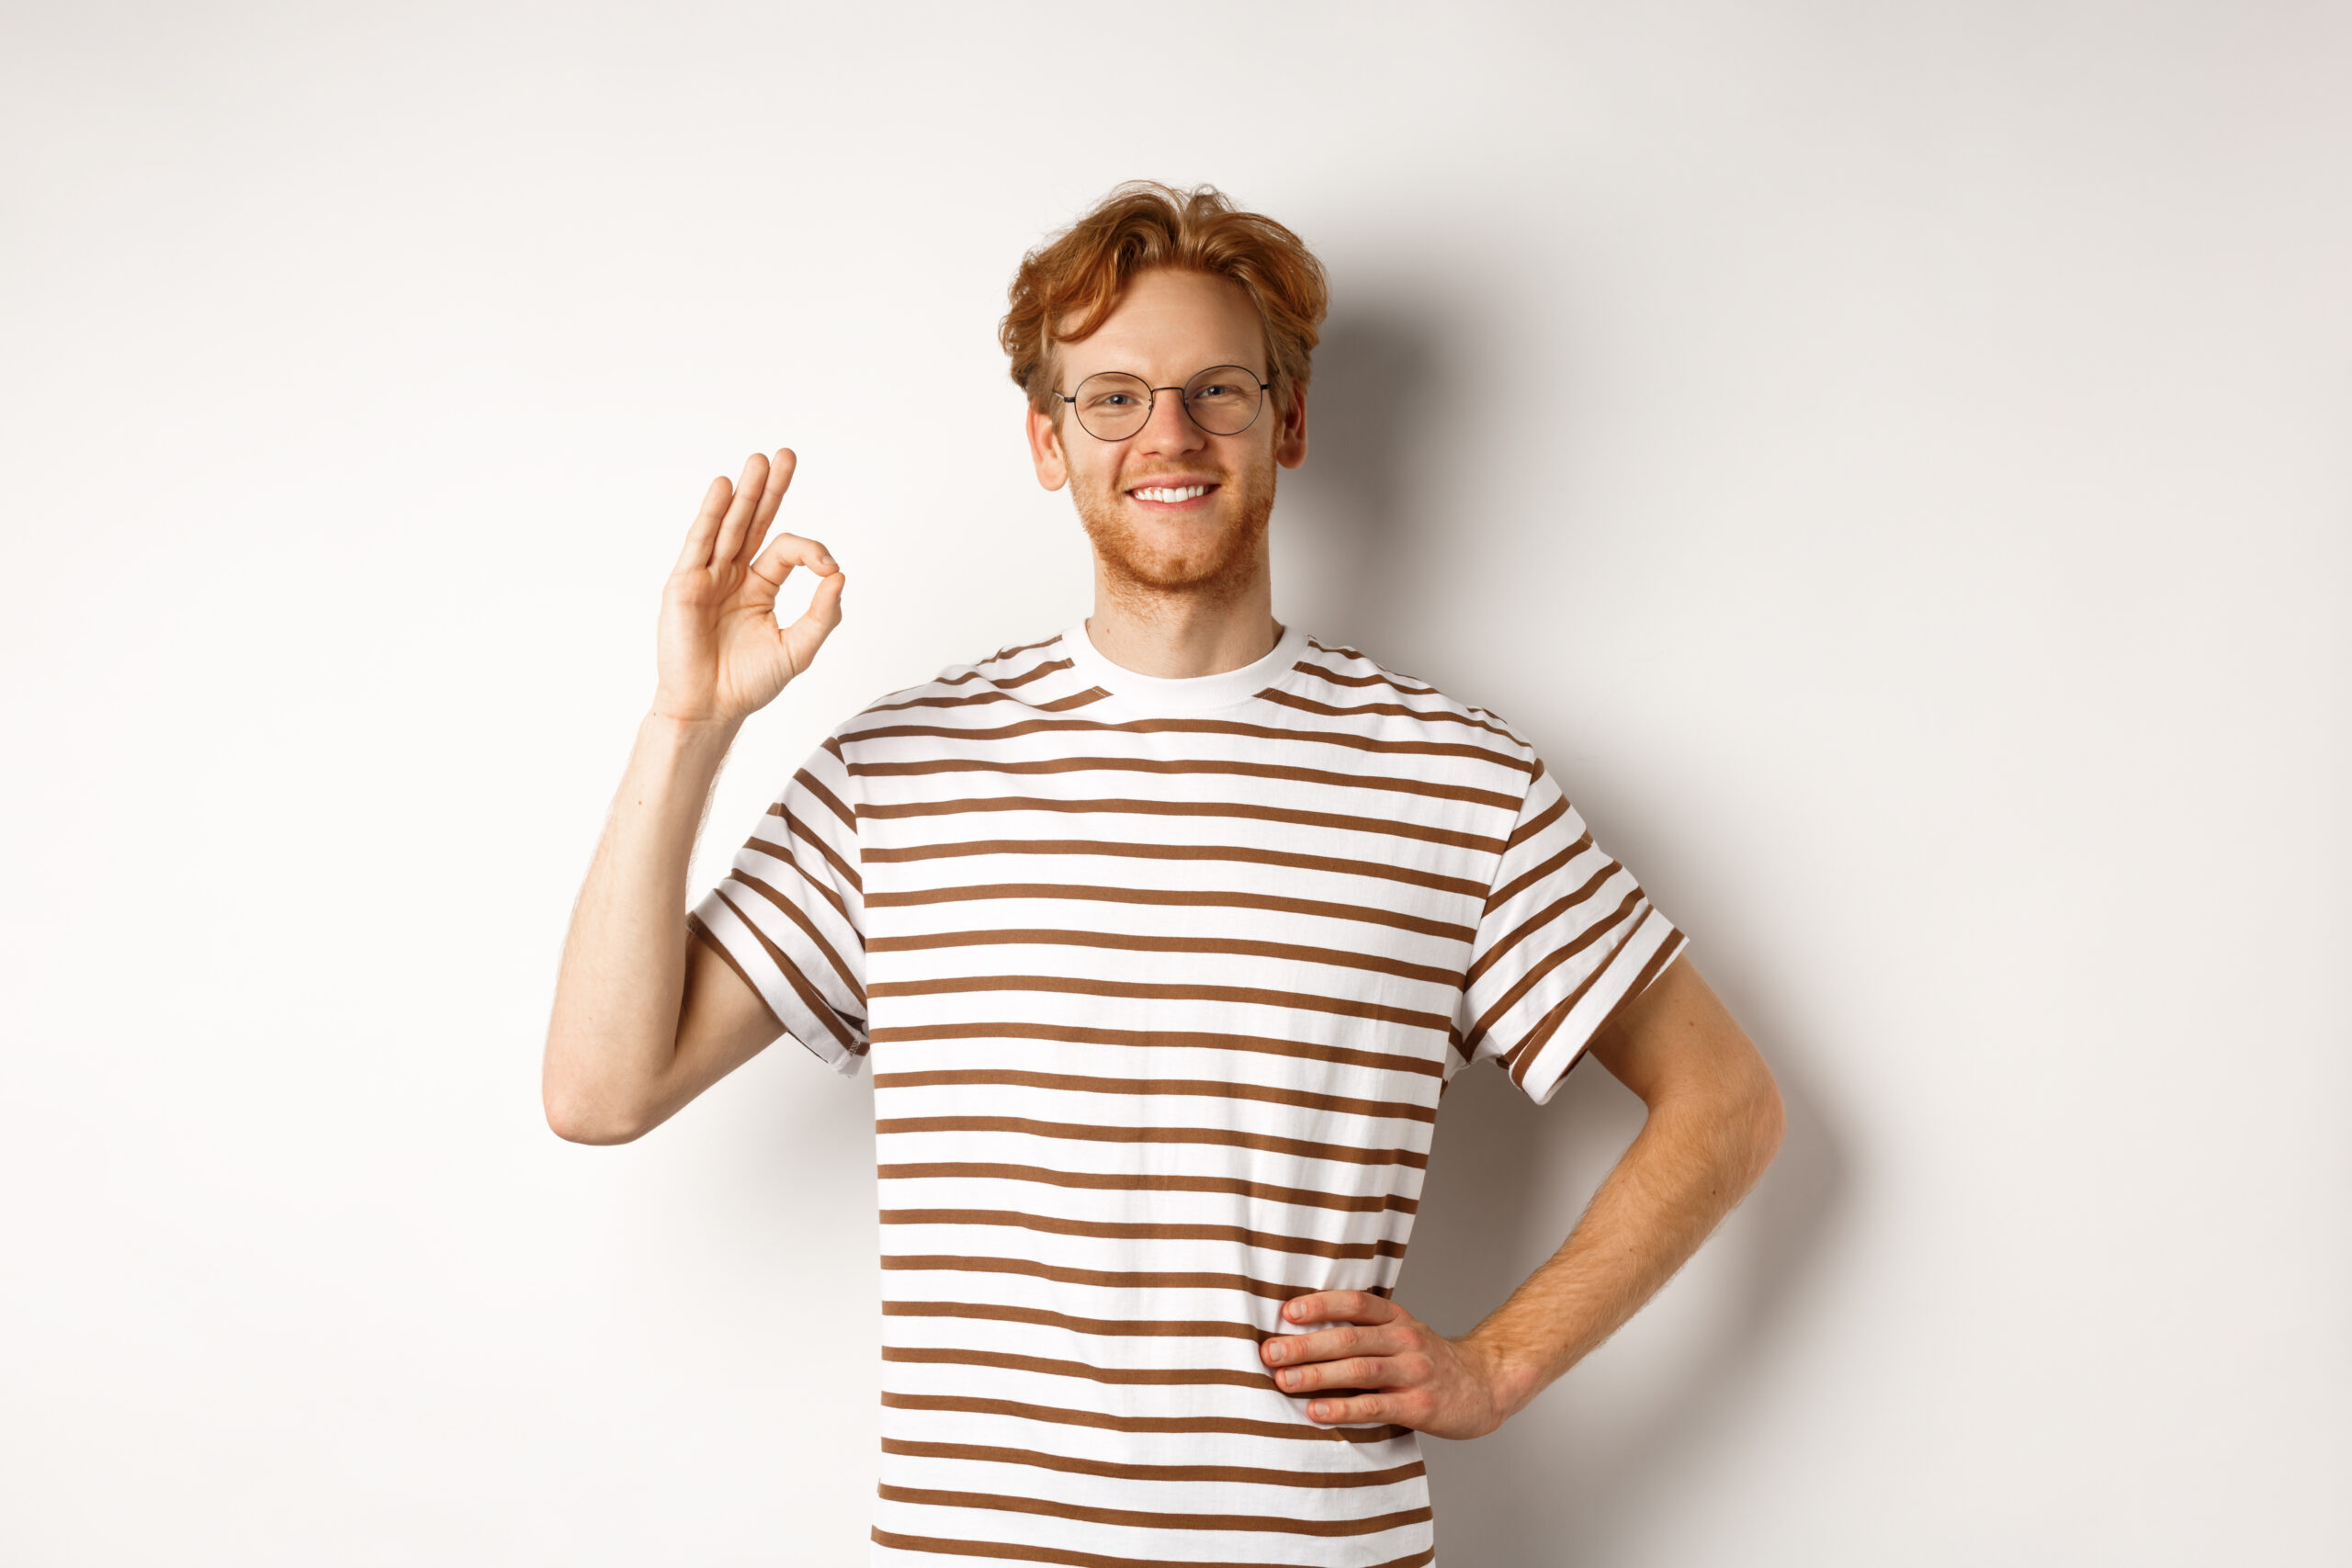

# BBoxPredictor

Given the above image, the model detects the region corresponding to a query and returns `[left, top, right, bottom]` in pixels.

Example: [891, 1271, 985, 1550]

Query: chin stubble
[1074, 457, 1277, 606]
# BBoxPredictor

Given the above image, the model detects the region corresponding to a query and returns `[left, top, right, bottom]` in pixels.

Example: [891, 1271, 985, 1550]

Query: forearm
[1464, 1085, 1778, 1420]
[543, 711, 741, 1137]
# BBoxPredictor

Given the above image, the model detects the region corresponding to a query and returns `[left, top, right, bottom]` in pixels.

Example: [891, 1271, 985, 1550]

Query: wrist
[643, 704, 742, 737]
[639, 706, 743, 761]
[1461, 1328, 1555, 1425]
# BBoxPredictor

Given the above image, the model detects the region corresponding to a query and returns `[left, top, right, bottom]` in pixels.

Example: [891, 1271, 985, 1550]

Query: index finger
[1280, 1291, 1396, 1327]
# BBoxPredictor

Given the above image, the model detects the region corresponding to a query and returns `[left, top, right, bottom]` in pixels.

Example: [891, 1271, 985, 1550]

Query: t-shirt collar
[1061, 615, 1310, 717]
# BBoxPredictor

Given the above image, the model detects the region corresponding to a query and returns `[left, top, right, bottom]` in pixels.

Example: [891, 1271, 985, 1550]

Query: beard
[1069, 445, 1277, 614]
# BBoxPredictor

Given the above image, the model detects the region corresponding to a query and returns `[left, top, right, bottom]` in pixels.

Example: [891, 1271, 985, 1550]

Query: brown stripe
[1511, 919, 1680, 1088]
[876, 1392, 1410, 1447]
[1483, 830, 1595, 915]
[1463, 861, 1621, 990]
[884, 656, 1080, 702]
[877, 1162, 1419, 1216]
[885, 1300, 1262, 1341]
[1463, 889, 1643, 1059]
[684, 911, 784, 1032]
[712, 886, 865, 1055]
[768, 803, 863, 892]
[858, 793, 1505, 854]
[880, 1208, 1409, 1261]
[870, 1528, 1434, 1568]
[867, 974, 1452, 1035]
[867, 927, 1458, 989]
[877, 1436, 1425, 1489]
[741, 835, 852, 923]
[865, 837, 1486, 900]
[866, 689, 1021, 714]
[886, 1344, 1292, 1391]
[994, 657, 1075, 689]
[1290, 656, 1440, 695]
[989, 634, 1067, 661]
[874, 1115, 1428, 1169]
[876, 1482, 1431, 1538]
[794, 766, 856, 829]
[873, 1068, 1434, 1124]
[867, 1021, 1442, 1079]
[866, 880, 1475, 943]
[923, 651, 1068, 695]
[1257, 686, 1518, 742]
[852, 752, 1518, 811]
[1504, 792, 1568, 853]
[841, 713, 1529, 773]
[880, 1254, 1395, 1304]
[917, 658, 1077, 691]
[723, 868, 865, 1001]
[1036, 687, 1110, 711]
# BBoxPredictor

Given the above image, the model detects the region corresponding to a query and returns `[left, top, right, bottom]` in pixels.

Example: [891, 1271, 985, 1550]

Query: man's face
[1025, 268, 1308, 601]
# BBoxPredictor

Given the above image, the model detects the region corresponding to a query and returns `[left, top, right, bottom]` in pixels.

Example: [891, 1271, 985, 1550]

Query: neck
[1084, 562, 1280, 680]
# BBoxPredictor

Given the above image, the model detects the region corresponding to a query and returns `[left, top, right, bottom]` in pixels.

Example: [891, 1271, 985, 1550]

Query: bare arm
[542, 448, 845, 1145]
[1261, 954, 1785, 1437]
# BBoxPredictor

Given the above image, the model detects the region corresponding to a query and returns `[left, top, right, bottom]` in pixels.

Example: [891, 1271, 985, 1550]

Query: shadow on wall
[1288, 306, 1847, 1565]
[1272, 307, 1447, 652]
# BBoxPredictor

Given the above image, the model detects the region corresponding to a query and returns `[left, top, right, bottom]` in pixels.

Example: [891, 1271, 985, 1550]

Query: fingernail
[1281, 1370, 1299, 1389]
[1264, 1345, 1283, 1365]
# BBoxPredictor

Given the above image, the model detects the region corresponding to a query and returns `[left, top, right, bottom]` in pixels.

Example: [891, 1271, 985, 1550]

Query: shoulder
[1276, 634, 1536, 773]
[832, 629, 1077, 742]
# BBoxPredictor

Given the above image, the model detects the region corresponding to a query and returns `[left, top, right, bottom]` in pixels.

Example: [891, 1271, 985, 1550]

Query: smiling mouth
[1128, 482, 1219, 505]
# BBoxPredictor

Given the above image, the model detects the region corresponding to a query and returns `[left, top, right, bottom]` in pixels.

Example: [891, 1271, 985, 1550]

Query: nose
[1134, 385, 1208, 457]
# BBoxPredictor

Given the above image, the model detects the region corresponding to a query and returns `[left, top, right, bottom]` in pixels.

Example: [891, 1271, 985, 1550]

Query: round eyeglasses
[1053, 365, 1272, 442]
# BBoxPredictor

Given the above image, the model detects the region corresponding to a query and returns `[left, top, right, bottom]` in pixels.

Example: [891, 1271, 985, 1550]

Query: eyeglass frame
[1050, 365, 1275, 441]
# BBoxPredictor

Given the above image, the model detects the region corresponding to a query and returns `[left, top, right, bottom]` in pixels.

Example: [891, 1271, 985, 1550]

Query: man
[544, 182, 1784, 1566]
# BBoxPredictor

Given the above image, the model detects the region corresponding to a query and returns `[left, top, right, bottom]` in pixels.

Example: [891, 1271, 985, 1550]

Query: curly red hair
[1001, 181, 1330, 422]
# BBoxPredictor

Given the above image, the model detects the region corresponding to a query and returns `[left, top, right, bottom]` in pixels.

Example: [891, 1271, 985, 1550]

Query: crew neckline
[1061, 615, 1310, 717]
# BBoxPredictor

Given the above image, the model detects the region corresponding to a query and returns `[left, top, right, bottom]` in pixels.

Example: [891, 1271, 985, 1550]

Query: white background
[4, 3, 2346, 1563]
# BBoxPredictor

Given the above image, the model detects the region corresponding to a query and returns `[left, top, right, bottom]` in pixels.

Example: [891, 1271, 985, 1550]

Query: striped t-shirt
[688, 617, 1686, 1568]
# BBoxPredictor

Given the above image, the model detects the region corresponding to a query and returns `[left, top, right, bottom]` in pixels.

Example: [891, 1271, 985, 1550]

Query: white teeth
[1134, 485, 1209, 502]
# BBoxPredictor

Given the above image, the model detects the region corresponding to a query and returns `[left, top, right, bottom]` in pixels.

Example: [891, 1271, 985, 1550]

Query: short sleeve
[1453, 752, 1688, 1105]
[687, 729, 869, 1074]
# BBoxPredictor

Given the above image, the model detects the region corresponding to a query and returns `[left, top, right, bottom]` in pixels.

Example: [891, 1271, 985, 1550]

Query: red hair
[1001, 181, 1330, 421]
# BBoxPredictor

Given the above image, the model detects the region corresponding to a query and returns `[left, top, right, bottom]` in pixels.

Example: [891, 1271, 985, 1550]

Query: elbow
[1743, 1071, 1787, 1189]
[545, 1098, 647, 1145]
[541, 1055, 654, 1146]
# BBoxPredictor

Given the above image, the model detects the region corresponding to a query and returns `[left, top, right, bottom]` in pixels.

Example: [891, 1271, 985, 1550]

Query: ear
[1025, 405, 1069, 491]
[1273, 382, 1309, 469]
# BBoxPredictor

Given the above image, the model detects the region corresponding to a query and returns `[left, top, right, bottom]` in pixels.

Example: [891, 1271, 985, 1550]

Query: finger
[1273, 1354, 1408, 1395]
[778, 566, 845, 684]
[737, 447, 797, 568]
[1261, 1323, 1396, 1368]
[709, 451, 770, 570]
[1281, 1291, 1396, 1328]
[1306, 1393, 1390, 1426]
[673, 474, 734, 572]
[746, 530, 839, 597]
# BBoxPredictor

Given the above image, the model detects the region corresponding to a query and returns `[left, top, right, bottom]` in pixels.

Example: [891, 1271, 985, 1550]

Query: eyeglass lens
[1069, 366, 1262, 441]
